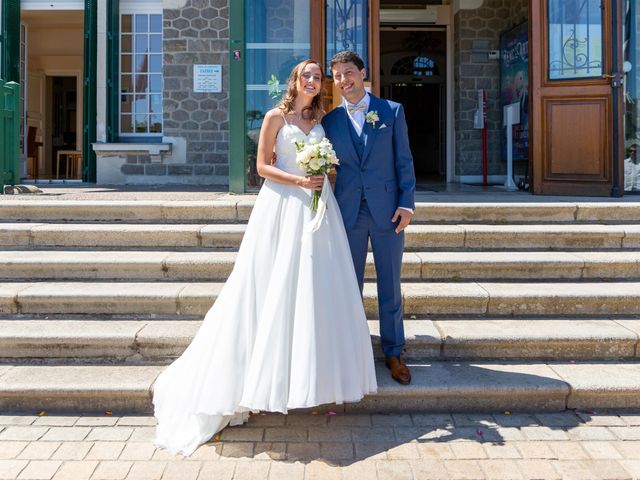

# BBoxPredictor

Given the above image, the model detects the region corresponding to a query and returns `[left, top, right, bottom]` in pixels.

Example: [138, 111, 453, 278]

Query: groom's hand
[392, 208, 413, 234]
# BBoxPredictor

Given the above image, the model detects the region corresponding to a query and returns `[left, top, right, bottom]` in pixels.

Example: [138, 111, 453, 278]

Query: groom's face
[331, 61, 366, 103]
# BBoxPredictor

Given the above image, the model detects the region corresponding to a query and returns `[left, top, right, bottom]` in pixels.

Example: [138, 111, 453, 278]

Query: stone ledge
[92, 143, 172, 162]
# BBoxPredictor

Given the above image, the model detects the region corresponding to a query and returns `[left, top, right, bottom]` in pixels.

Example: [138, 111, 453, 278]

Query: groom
[322, 51, 416, 385]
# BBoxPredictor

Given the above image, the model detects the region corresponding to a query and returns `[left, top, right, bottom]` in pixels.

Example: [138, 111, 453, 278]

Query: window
[391, 55, 439, 77]
[120, 12, 162, 136]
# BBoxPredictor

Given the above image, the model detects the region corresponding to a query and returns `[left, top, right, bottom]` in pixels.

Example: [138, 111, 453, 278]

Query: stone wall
[454, 0, 528, 180]
[119, 0, 230, 184]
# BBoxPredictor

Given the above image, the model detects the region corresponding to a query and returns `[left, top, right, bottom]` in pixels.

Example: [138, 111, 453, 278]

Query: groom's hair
[330, 51, 365, 72]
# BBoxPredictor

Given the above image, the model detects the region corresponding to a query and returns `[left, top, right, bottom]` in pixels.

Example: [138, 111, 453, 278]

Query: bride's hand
[297, 175, 324, 191]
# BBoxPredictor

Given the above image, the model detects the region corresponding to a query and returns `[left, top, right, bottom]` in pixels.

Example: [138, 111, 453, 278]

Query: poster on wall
[500, 21, 529, 162]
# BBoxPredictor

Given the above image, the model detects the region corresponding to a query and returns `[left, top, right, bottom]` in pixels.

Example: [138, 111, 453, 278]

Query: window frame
[118, 5, 163, 138]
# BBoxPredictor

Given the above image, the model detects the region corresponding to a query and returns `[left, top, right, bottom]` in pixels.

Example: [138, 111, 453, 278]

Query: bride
[153, 59, 377, 456]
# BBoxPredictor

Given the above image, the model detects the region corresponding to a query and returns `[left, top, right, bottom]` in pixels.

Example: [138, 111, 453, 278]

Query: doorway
[380, 28, 447, 184]
[19, 9, 84, 181]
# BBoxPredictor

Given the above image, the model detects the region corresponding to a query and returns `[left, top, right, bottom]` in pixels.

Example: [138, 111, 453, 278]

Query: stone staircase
[1, 200, 640, 414]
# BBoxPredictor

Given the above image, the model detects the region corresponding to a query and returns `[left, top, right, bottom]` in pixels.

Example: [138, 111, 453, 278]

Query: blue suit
[322, 94, 416, 358]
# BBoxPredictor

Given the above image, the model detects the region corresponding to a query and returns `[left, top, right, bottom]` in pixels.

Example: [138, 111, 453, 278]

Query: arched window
[391, 55, 439, 77]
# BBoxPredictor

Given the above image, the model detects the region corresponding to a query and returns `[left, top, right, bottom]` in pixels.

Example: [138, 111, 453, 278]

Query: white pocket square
[379, 123, 387, 129]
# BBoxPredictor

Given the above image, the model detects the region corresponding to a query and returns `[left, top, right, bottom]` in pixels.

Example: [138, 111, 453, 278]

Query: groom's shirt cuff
[398, 207, 414, 214]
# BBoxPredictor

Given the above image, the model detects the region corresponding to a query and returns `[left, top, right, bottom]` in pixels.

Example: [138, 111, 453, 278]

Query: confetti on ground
[311, 411, 318, 415]
[213, 435, 221, 441]
[105, 411, 112, 415]
[503, 411, 511, 415]
[476, 428, 485, 438]
[38, 411, 46, 416]
[325, 411, 337, 417]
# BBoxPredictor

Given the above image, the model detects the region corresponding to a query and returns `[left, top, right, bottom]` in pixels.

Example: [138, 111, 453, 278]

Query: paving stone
[520, 427, 570, 441]
[609, 427, 640, 441]
[567, 426, 617, 441]
[492, 414, 539, 428]
[32, 418, 79, 428]
[188, 443, 221, 461]
[114, 419, 156, 427]
[0, 428, 49, 442]
[16, 460, 62, 480]
[354, 442, 390, 460]
[267, 461, 304, 480]
[305, 460, 342, 480]
[614, 441, 640, 459]
[18, 443, 61, 460]
[160, 461, 200, 480]
[351, 427, 394, 443]
[232, 461, 270, 480]
[445, 427, 502, 443]
[317, 442, 354, 461]
[576, 414, 628, 427]
[86, 428, 133, 442]
[443, 459, 485, 480]
[118, 443, 156, 461]
[0, 417, 36, 427]
[263, 427, 306, 443]
[416, 443, 455, 460]
[75, 418, 118, 427]
[85, 442, 126, 461]
[219, 427, 265, 442]
[371, 414, 413, 427]
[284, 415, 326, 427]
[90, 461, 132, 480]
[619, 460, 640, 478]
[307, 427, 350, 443]
[450, 442, 487, 459]
[328, 415, 371, 427]
[0, 460, 28, 479]
[50, 442, 93, 461]
[219, 442, 254, 459]
[122, 461, 165, 480]
[581, 441, 624, 460]
[452, 414, 498, 427]
[0, 442, 28, 460]
[408, 459, 449, 479]
[376, 459, 414, 480]
[534, 413, 583, 427]
[550, 460, 597, 480]
[340, 460, 377, 480]
[285, 443, 319, 462]
[41, 428, 91, 442]
[495, 427, 526, 441]
[513, 442, 556, 459]
[479, 459, 523, 479]
[483, 443, 521, 459]
[253, 443, 285, 461]
[386, 443, 421, 460]
[196, 461, 235, 480]
[546, 441, 590, 460]
[515, 459, 561, 479]
[127, 429, 155, 443]
[411, 414, 454, 427]
[246, 415, 285, 427]
[51, 461, 98, 480]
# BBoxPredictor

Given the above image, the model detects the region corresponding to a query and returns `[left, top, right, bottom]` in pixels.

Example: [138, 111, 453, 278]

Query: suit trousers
[346, 197, 405, 357]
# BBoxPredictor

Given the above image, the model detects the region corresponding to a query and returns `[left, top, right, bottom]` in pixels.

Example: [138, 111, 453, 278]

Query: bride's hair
[277, 59, 325, 122]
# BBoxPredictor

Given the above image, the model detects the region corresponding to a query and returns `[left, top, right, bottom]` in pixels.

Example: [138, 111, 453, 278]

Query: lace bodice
[274, 122, 325, 175]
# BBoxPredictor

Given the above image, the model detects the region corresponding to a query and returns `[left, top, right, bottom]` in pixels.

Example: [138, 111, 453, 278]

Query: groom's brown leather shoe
[385, 356, 411, 385]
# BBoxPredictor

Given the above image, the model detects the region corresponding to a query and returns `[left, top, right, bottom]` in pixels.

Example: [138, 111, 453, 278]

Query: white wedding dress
[153, 121, 377, 456]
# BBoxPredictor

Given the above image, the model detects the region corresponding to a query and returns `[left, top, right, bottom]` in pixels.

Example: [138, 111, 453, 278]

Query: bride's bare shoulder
[264, 108, 285, 122]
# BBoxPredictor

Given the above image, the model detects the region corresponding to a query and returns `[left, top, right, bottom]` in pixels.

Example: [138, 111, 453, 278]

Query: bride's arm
[256, 110, 324, 191]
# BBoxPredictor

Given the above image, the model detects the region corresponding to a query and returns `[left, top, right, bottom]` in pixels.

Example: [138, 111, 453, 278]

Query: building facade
[1, 0, 638, 195]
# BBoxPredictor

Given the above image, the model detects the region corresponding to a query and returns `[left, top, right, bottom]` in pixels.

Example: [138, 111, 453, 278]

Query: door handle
[603, 73, 623, 87]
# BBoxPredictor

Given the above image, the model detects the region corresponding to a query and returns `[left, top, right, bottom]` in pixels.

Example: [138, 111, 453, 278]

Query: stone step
[2, 223, 639, 250]
[1, 250, 640, 281]
[1, 319, 638, 362]
[2, 281, 640, 317]
[1, 360, 639, 413]
[2, 200, 640, 224]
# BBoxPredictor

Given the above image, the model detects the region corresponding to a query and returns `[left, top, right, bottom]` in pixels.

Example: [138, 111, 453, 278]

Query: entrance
[20, 10, 84, 181]
[380, 28, 446, 183]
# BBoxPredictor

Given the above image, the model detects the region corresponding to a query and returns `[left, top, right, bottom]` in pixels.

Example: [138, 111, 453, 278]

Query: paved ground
[1, 411, 640, 479]
[4, 183, 640, 202]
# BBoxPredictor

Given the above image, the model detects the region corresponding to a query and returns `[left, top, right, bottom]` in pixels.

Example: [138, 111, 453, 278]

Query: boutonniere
[366, 110, 380, 128]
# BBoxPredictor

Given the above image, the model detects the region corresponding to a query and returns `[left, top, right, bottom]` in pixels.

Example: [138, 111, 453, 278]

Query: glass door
[244, 0, 310, 190]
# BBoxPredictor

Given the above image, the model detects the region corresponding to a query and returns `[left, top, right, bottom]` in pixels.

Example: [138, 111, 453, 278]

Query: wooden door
[531, 0, 623, 195]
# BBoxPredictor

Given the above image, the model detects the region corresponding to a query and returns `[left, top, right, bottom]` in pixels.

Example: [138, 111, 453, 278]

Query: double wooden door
[530, 0, 624, 195]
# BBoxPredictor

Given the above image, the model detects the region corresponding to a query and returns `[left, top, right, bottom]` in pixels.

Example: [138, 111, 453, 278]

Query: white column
[96, 0, 107, 142]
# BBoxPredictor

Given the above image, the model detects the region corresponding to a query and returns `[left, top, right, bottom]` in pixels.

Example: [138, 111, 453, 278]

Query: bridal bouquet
[294, 136, 339, 212]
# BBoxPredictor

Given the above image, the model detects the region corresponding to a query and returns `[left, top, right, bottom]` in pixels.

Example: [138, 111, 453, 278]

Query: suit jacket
[321, 94, 416, 230]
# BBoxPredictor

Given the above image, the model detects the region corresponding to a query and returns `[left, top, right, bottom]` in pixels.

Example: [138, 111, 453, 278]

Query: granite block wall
[454, 0, 528, 179]
[120, 0, 230, 183]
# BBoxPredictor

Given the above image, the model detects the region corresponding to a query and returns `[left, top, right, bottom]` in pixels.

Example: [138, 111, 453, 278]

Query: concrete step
[1, 360, 639, 413]
[2, 281, 640, 317]
[1, 319, 638, 362]
[2, 223, 639, 250]
[2, 200, 640, 224]
[1, 250, 640, 281]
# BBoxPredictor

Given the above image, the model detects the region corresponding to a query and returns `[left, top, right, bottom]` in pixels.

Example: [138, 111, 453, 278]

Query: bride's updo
[277, 59, 325, 123]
